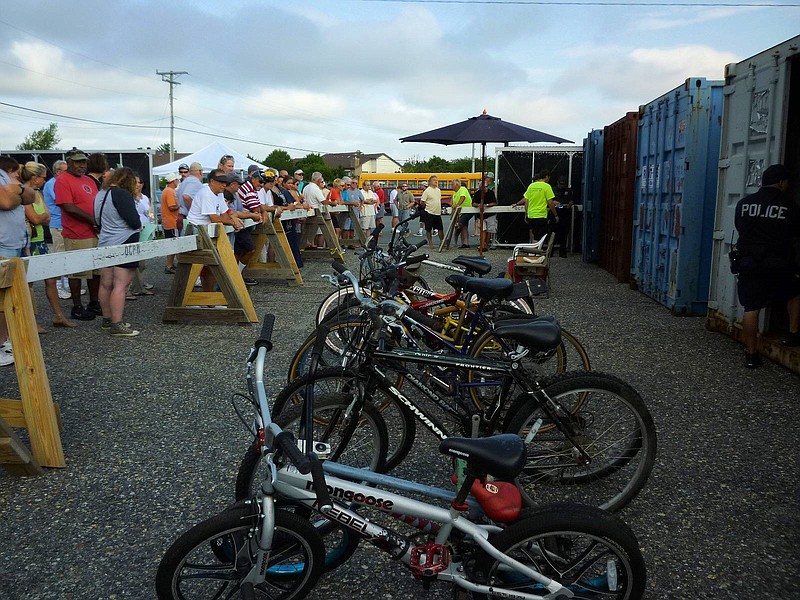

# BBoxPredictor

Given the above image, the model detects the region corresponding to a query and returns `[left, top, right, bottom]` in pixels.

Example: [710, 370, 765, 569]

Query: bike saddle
[439, 434, 526, 480]
[492, 318, 562, 351]
[452, 255, 492, 276]
[444, 274, 513, 300]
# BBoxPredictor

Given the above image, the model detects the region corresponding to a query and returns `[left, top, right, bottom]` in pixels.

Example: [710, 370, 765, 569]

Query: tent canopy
[400, 112, 572, 145]
[152, 141, 267, 176]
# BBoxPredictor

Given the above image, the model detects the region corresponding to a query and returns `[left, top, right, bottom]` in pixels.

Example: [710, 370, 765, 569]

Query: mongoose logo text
[305, 481, 394, 511]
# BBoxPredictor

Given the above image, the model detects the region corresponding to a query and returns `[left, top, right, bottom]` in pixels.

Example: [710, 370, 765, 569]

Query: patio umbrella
[400, 111, 572, 253]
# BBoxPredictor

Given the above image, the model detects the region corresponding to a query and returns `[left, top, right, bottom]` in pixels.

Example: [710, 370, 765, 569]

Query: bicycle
[157, 314, 648, 599]
[244, 270, 657, 512]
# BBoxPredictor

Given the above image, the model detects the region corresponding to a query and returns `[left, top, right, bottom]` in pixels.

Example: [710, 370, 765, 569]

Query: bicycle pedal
[410, 543, 450, 579]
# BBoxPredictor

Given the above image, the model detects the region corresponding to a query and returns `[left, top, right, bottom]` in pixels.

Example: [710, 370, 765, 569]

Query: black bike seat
[492, 318, 562, 351]
[452, 256, 492, 276]
[445, 275, 513, 300]
[439, 434, 526, 480]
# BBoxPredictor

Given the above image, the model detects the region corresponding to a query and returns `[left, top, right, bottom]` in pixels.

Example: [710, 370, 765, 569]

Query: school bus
[357, 173, 484, 207]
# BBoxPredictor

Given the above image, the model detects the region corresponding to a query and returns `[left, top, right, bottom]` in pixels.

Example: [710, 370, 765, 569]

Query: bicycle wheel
[155, 504, 324, 600]
[315, 287, 360, 325]
[471, 502, 646, 600]
[272, 367, 417, 473]
[505, 372, 656, 512]
[236, 443, 361, 573]
[288, 319, 372, 382]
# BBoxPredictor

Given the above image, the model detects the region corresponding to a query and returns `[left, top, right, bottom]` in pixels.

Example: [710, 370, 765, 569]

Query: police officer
[734, 164, 799, 368]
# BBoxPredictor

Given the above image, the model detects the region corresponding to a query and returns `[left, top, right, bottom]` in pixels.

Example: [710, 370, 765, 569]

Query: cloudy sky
[0, 1, 798, 164]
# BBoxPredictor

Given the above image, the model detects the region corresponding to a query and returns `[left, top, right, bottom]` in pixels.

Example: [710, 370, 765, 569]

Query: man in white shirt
[176, 161, 204, 232]
[302, 171, 328, 248]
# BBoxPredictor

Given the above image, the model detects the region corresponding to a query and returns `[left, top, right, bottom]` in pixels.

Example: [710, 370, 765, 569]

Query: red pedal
[409, 543, 450, 579]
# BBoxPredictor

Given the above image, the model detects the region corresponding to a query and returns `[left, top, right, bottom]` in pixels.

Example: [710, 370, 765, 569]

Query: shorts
[737, 271, 800, 312]
[360, 215, 376, 229]
[458, 213, 474, 228]
[527, 217, 548, 239]
[399, 208, 412, 223]
[482, 216, 498, 234]
[0, 246, 24, 259]
[425, 214, 443, 232]
[330, 214, 342, 229]
[50, 228, 66, 253]
[390, 203, 399, 217]
[63, 237, 98, 279]
[234, 227, 255, 255]
[30, 240, 49, 256]
[163, 228, 178, 239]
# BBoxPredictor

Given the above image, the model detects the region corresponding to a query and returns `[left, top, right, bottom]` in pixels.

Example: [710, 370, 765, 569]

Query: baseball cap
[224, 172, 243, 185]
[247, 164, 260, 174]
[485, 171, 495, 179]
[65, 147, 88, 161]
[294, 169, 304, 175]
[178, 163, 189, 170]
[165, 172, 180, 183]
[762, 164, 791, 186]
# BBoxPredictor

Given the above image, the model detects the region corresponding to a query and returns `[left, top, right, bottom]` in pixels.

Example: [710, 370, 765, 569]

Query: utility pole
[156, 70, 188, 162]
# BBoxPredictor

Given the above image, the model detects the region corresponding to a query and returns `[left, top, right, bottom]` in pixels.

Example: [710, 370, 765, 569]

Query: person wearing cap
[474, 175, 498, 251]
[395, 183, 415, 233]
[223, 172, 261, 285]
[178, 163, 190, 180]
[451, 179, 473, 249]
[294, 169, 305, 193]
[176, 162, 204, 231]
[55, 148, 103, 321]
[475, 172, 494, 237]
[515, 171, 558, 244]
[734, 164, 800, 367]
[160, 173, 181, 273]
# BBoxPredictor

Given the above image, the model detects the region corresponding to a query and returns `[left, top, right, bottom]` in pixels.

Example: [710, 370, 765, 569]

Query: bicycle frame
[272, 461, 571, 600]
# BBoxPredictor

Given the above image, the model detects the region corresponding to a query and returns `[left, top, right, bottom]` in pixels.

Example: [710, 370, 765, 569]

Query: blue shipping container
[581, 129, 604, 263]
[631, 78, 723, 315]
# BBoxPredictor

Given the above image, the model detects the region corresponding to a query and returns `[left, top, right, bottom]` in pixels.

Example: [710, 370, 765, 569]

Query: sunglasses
[179, 170, 188, 174]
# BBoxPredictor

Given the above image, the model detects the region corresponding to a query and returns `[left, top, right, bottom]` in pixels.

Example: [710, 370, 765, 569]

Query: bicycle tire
[471, 502, 646, 600]
[505, 371, 657, 512]
[288, 318, 373, 382]
[272, 367, 417, 473]
[235, 443, 362, 573]
[155, 504, 324, 600]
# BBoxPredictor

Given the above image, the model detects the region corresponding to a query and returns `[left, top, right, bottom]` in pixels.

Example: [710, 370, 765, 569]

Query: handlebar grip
[367, 223, 385, 250]
[405, 253, 427, 266]
[332, 260, 347, 274]
[412, 241, 428, 252]
[308, 456, 332, 510]
[255, 314, 275, 351]
[275, 431, 312, 474]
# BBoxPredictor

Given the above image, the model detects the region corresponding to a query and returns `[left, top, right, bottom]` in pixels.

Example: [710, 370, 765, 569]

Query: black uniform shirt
[734, 187, 799, 261]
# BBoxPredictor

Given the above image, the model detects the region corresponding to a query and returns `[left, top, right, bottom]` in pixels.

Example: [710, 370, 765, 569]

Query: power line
[0, 101, 328, 155]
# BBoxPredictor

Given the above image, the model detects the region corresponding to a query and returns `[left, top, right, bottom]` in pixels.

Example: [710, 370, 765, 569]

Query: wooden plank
[162, 307, 249, 323]
[24, 236, 199, 282]
[183, 292, 227, 305]
[2, 259, 64, 468]
[176, 251, 218, 265]
[0, 398, 25, 428]
[0, 423, 43, 475]
[0, 261, 15, 288]
[207, 227, 257, 322]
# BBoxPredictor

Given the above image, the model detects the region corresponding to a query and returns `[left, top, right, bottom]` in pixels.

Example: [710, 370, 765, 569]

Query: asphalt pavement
[0, 226, 798, 599]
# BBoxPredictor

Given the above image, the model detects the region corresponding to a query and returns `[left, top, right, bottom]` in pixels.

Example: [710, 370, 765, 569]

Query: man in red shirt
[55, 148, 101, 321]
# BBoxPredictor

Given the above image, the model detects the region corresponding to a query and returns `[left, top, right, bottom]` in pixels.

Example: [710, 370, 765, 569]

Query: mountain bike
[156, 314, 648, 599]
[243, 272, 657, 512]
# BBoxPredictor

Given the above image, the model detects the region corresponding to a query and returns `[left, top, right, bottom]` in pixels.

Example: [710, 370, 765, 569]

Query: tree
[294, 153, 339, 183]
[155, 142, 173, 154]
[16, 123, 61, 151]
[262, 149, 294, 174]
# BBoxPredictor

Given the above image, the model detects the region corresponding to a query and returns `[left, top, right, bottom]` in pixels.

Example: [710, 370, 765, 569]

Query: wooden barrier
[439, 205, 527, 252]
[298, 208, 345, 262]
[328, 205, 367, 249]
[245, 216, 303, 285]
[163, 224, 258, 324]
[0, 258, 63, 472]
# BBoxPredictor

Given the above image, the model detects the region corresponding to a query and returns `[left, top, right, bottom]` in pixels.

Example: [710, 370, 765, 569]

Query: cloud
[635, 6, 758, 31]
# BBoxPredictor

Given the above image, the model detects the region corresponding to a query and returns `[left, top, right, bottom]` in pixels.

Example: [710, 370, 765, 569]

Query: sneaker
[164, 266, 176, 274]
[143, 283, 154, 290]
[783, 331, 800, 347]
[432, 229, 439, 236]
[416, 229, 424, 237]
[745, 352, 762, 369]
[243, 278, 258, 286]
[86, 301, 103, 315]
[57, 287, 72, 300]
[101, 318, 112, 330]
[110, 322, 140, 337]
[81, 289, 87, 296]
[71, 305, 96, 321]
[1, 339, 11, 352]
[0, 349, 13, 367]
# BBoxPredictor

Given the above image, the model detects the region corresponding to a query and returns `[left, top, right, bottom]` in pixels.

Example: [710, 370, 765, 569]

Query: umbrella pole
[479, 142, 486, 256]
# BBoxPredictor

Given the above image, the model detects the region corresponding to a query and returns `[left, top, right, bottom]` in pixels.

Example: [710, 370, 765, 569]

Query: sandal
[37, 325, 48, 334]
[133, 290, 155, 296]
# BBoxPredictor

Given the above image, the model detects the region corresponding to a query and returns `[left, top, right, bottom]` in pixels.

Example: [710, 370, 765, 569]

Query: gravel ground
[1, 222, 798, 599]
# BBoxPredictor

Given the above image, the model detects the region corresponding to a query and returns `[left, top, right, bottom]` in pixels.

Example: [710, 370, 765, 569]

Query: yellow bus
[357, 172, 483, 207]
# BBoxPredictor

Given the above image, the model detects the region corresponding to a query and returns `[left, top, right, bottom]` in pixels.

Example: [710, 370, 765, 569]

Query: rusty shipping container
[599, 113, 638, 282]
[707, 35, 800, 373]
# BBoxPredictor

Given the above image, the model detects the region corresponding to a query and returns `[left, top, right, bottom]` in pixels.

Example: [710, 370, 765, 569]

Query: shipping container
[706, 35, 800, 373]
[494, 146, 583, 245]
[599, 113, 638, 282]
[631, 78, 724, 315]
[582, 130, 604, 262]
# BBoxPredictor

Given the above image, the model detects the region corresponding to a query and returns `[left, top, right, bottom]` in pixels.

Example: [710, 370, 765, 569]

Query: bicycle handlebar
[274, 431, 333, 511]
[255, 314, 275, 352]
[366, 222, 385, 250]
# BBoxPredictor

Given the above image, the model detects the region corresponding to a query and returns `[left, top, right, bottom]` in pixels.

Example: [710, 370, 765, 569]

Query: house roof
[321, 152, 401, 169]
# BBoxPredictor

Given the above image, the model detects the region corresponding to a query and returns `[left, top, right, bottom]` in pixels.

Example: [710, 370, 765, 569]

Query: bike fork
[241, 456, 279, 597]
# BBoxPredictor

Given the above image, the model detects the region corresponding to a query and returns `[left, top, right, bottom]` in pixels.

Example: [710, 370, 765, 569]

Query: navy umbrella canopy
[399, 112, 572, 145]
[400, 112, 572, 253]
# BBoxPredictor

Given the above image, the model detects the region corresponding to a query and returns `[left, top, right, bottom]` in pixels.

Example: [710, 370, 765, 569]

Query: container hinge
[718, 158, 731, 169]
[712, 230, 726, 241]
[707, 301, 719, 310]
